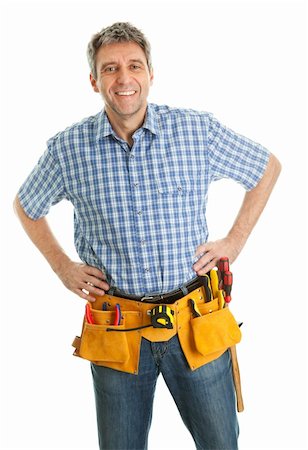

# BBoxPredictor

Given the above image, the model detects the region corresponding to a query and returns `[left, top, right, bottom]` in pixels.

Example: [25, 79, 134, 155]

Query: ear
[90, 73, 100, 93]
[150, 70, 154, 86]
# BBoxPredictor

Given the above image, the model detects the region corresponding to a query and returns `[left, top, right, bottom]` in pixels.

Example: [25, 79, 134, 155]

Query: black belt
[108, 277, 203, 304]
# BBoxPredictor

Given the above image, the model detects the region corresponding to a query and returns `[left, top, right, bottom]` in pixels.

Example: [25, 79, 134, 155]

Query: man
[14, 22, 281, 450]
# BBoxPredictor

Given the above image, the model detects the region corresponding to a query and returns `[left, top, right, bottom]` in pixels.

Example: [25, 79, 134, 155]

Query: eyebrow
[99, 59, 146, 72]
[129, 59, 145, 66]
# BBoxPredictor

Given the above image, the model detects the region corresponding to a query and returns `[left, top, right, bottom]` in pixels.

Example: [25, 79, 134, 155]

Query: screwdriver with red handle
[218, 256, 229, 280]
[223, 270, 233, 303]
[218, 257, 233, 303]
[218, 256, 229, 289]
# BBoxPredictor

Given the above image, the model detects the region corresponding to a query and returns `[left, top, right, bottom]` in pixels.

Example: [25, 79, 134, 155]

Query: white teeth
[116, 91, 136, 96]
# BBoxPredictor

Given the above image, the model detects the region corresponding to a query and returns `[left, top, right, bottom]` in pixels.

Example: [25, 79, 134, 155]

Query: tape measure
[150, 305, 174, 329]
[107, 304, 175, 332]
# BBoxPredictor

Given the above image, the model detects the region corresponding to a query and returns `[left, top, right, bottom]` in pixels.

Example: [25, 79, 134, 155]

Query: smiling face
[90, 41, 153, 124]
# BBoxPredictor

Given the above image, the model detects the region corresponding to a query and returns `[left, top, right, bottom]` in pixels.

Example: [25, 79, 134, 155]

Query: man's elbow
[269, 153, 282, 179]
[13, 195, 29, 221]
[251, 152, 282, 193]
[261, 153, 282, 188]
[13, 195, 21, 216]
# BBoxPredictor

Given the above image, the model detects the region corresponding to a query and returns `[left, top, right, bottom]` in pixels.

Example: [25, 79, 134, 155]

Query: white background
[1, 0, 307, 449]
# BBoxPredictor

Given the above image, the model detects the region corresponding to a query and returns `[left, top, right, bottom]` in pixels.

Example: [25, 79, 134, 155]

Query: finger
[75, 288, 96, 302]
[84, 275, 109, 291]
[84, 266, 106, 280]
[195, 259, 217, 276]
[194, 242, 212, 258]
[194, 245, 206, 258]
[81, 281, 106, 297]
[193, 251, 214, 271]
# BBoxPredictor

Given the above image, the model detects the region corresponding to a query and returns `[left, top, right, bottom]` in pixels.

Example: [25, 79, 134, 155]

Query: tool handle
[114, 304, 121, 325]
[199, 274, 213, 302]
[230, 345, 244, 412]
[209, 269, 219, 298]
[223, 270, 233, 303]
[218, 256, 230, 289]
[218, 257, 229, 275]
[85, 303, 95, 324]
[189, 299, 201, 318]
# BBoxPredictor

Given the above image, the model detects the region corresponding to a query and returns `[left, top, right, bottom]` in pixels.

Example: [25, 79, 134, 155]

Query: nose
[116, 67, 132, 84]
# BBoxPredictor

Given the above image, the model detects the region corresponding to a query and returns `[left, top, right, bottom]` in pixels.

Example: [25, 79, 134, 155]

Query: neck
[106, 106, 147, 147]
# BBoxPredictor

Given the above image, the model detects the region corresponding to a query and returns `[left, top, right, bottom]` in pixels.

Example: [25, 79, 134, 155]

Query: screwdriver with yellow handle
[210, 269, 225, 308]
[209, 269, 219, 298]
[217, 289, 225, 309]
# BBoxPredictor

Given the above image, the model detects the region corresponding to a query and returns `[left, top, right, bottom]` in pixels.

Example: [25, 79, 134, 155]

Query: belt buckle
[141, 295, 163, 302]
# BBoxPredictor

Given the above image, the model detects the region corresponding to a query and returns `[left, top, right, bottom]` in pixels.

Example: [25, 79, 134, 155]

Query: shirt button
[130, 153, 135, 159]
[137, 210, 142, 215]
[133, 182, 139, 187]
[177, 186, 182, 192]
[144, 268, 150, 273]
[141, 239, 146, 245]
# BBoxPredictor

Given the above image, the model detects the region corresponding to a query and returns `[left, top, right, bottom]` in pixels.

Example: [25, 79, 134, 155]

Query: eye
[104, 66, 117, 73]
[131, 64, 141, 70]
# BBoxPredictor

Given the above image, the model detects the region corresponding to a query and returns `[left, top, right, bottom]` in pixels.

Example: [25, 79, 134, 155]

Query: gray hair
[87, 22, 152, 80]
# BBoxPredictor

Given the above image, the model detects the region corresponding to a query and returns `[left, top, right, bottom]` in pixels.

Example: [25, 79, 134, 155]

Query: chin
[117, 105, 143, 117]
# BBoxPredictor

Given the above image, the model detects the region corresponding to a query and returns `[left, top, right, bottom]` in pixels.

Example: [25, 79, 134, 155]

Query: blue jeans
[91, 335, 239, 450]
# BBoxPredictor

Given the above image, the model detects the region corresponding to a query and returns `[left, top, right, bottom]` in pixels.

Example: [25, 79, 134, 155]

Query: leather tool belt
[72, 279, 242, 375]
[107, 277, 203, 304]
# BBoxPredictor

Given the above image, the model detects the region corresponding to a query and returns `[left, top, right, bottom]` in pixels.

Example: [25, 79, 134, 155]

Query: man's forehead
[97, 41, 147, 62]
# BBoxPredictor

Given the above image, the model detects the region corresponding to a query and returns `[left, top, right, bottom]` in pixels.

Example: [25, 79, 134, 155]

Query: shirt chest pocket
[155, 167, 201, 196]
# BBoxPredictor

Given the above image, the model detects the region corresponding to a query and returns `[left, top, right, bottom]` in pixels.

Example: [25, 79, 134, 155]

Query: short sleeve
[18, 139, 67, 219]
[207, 115, 270, 191]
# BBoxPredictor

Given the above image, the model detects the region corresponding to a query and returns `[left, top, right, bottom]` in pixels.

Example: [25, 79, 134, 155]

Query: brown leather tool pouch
[177, 295, 242, 371]
[191, 306, 241, 356]
[72, 305, 142, 374]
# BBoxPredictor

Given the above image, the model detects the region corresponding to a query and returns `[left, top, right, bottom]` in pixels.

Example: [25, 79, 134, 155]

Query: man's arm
[13, 196, 109, 301]
[193, 153, 282, 274]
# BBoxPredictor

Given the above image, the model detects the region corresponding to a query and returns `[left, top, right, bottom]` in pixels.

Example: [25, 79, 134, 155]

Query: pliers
[85, 303, 95, 324]
[114, 303, 122, 325]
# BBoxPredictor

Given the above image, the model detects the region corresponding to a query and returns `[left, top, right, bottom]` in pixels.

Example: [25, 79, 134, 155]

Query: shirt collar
[142, 104, 159, 135]
[95, 110, 114, 140]
[95, 103, 160, 141]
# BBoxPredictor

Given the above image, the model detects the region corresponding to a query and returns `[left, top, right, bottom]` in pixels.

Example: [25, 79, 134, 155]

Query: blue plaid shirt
[18, 103, 270, 295]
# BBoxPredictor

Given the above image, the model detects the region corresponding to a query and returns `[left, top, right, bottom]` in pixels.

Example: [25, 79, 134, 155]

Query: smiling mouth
[115, 90, 136, 96]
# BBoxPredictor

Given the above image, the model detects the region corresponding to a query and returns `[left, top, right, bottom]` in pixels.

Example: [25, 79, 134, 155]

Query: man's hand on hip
[12, 199, 110, 301]
[193, 237, 241, 275]
[193, 154, 282, 276]
[56, 260, 110, 302]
